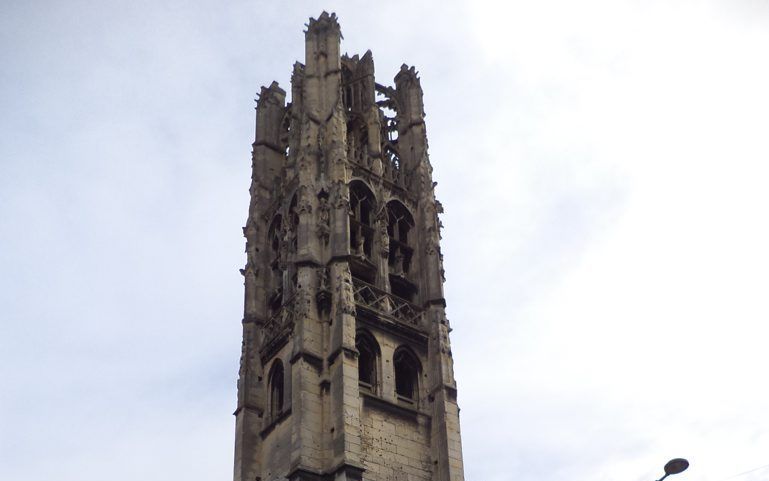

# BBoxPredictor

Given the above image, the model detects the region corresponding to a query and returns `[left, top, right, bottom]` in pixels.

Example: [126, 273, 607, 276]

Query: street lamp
[655, 458, 690, 481]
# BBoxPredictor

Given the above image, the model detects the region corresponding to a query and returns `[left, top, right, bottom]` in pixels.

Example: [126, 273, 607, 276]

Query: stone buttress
[234, 12, 464, 481]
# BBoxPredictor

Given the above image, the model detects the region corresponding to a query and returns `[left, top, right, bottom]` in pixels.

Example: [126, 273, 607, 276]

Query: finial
[255, 81, 286, 106]
[305, 11, 342, 38]
[395, 64, 420, 86]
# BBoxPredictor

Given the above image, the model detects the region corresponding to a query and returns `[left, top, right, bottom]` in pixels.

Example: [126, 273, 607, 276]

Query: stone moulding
[359, 389, 428, 421]
[234, 12, 465, 481]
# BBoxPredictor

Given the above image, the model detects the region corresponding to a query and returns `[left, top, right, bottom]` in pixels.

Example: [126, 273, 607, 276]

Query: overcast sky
[2, 1, 769, 481]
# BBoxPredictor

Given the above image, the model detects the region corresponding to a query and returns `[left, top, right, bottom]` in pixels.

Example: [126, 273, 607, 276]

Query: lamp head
[664, 459, 690, 476]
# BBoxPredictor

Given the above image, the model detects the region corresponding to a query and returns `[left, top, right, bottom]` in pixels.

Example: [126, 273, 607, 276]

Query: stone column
[235, 80, 287, 481]
[427, 306, 465, 481]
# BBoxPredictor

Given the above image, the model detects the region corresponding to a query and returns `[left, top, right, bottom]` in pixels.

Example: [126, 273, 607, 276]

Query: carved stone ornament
[331, 180, 350, 211]
[416, 152, 434, 192]
[239, 329, 256, 377]
[353, 225, 365, 257]
[316, 266, 332, 316]
[431, 311, 453, 356]
[298, 185, 313, 214]
[235, 16, 466, 479]
[335, 268, 356, 316]
[317, 124, 329, 174]
[294, 287, 312, 319]
[379, 223, 389, 258]
[316, 194, 330, 244]
[243, 217, 258, 238]
[377, 209, 389, 257]
[391, 246, 404, 275]
[240, 258, 259, 278]
[317, 266, 330, 292]
[238, 337, 247, 376]
[425, 225, 440, 257]
[281, 215, 297, 258]
[371, 156, 383, 178]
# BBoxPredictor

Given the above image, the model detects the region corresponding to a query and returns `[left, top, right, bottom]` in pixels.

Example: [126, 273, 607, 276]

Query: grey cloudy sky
[2, 1, 769, 480]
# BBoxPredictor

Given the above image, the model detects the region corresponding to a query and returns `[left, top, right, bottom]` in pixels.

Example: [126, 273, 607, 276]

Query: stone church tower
[234, 12, 464, 481]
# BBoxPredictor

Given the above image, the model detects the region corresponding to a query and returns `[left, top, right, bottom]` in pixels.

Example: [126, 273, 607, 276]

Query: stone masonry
[233, 12, 464, 481]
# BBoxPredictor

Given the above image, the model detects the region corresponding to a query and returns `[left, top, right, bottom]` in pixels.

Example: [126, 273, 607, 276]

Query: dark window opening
[386, 202, 415, 296]
[268, 360, 285, 419]
[345, 86, 353, 111]
[350, 258, 376, 284]
[280, 112, 291, 156]
[389, 275, 416, 302]
[356, 331, 379, 391]
[349, 181, 375, 259]
[383, 146, 402, 185]
[268, 215, 283, 262]
[384, 115, 398, 142]
[268, 288, 283, 316]
[376, 88, 399, 144]
[393, 348, 420, 402]
[268, 215, 284, 315]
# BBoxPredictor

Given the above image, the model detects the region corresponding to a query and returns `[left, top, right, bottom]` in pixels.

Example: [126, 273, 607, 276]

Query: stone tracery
[235, 13, 464, 481]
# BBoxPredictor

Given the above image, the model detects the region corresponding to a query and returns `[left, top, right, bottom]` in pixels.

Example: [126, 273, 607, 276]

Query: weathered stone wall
[260, 418, 292, 481]
[360, 403, 432, 481]
[234, 12, 464, 481]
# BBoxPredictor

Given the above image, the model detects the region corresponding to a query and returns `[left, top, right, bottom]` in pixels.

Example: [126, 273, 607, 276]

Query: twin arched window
[356, 331, 421, 404]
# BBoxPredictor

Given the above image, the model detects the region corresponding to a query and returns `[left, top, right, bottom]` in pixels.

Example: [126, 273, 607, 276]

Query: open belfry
[234, 12, 464, 481]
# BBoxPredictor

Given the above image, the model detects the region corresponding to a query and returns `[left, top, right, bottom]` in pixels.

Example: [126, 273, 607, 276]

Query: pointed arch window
[267, 215, 284, 315]
[386, 201, 416, 300]
[349, 181, 376, 259]
[355, 330, 380, 392]
[268, 359, 285, 419]
[393, 347, 421, 404]
[288, 194, 299, 254]
[383, 145, 402, 185]
[347, 120, 368, 167]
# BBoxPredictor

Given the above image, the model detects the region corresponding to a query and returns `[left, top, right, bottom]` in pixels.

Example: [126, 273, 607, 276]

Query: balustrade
[352, 278, 422, 326]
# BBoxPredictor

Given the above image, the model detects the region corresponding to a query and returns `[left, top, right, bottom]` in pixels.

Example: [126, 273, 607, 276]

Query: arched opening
[269, 214, 283, 256]
[267, 215, 284, 315]
[280, 111, 291, 157]
[356, 330, 380, 392]
[268, 359, 285, 419]
[393, 347, 421, 404]
[347, 116, 368, 167]
[376, 86, 399, 143]
[383, 145, 402, 185]
[386, 201, 416, 300]
[349, 181, 376, 260]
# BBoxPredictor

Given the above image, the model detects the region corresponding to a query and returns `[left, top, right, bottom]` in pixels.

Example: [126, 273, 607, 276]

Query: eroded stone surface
[233, 12, 464, 481]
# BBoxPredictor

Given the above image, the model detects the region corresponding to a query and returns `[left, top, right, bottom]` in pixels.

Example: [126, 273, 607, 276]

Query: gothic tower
[234, 13, 464, 481]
